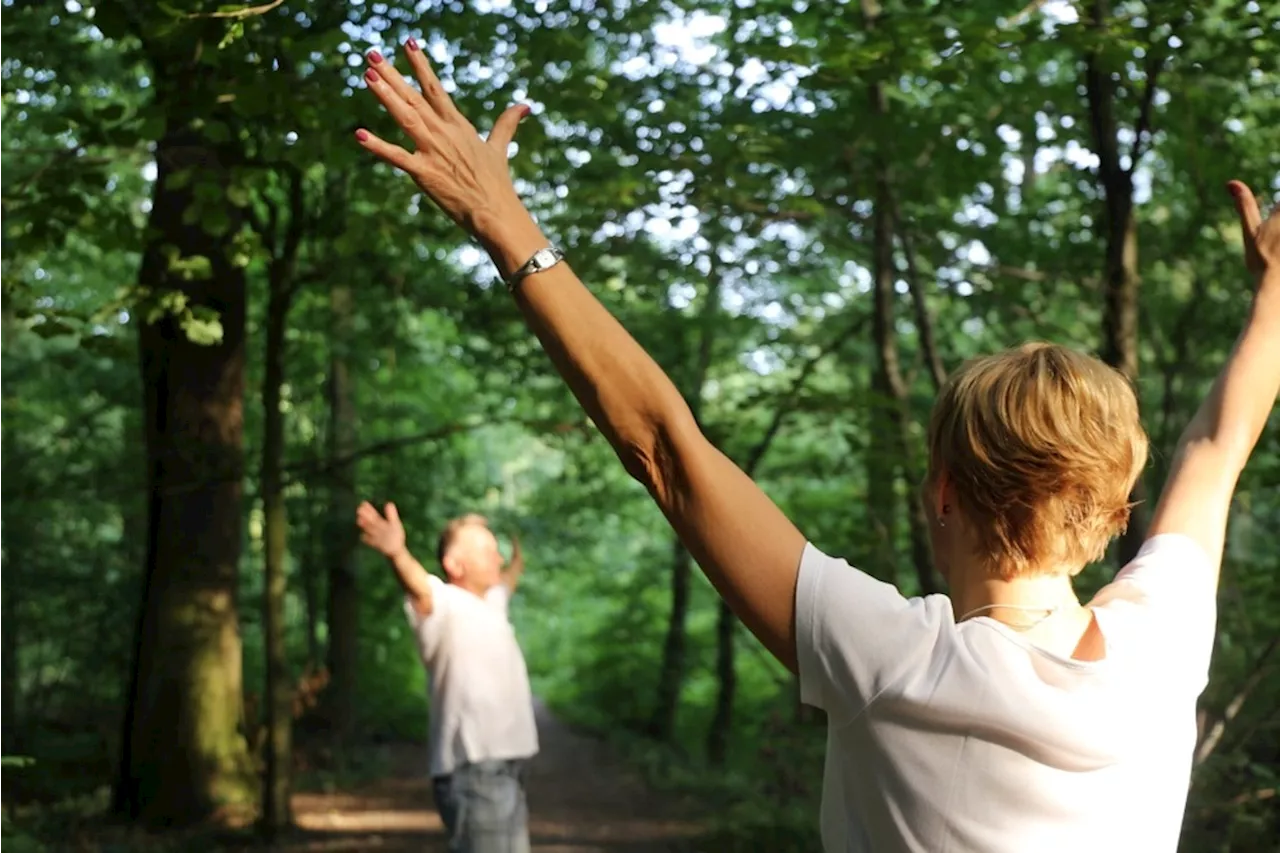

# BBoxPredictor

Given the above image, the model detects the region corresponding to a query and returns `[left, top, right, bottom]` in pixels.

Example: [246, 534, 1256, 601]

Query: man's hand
[357, 500, 434, 615]
[502, 530, 526, 593]
[357, 501, 407, 559]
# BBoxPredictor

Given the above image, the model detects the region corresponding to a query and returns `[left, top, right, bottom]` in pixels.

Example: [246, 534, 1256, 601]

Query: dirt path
[283, 700, 704, 852]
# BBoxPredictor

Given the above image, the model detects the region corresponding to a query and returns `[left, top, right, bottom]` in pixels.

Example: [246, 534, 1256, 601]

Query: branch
[890, 206, 947, 393]
[1194, 635, 1280, 768]
[1002, 0, 1052, 29]
[279, 167, 307, 300]
[1128, 37, 1169, 171]
[186, 0, 285, 20]
[281, 416, 589, 486]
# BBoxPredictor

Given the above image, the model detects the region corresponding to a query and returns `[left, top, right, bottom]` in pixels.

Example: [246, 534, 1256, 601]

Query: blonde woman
[351, 42, 1279, 853]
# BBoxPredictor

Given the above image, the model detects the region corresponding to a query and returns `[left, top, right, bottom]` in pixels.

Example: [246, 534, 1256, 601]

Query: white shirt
[404, 575, 539, 777]
[796, 534, 1217, 852]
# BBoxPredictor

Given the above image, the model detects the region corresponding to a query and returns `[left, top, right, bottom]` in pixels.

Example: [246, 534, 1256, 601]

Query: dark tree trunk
[706, 598, 736, 765]
[113, 125, 257, 825]
[1085, 0, 1156, 565]
[646, 270, 721, 742]
[325, 281, 360, 741]
[261, 276, 294, 834]
[865, 63, 940, 595]
[646, 539, 692, 741]
[301, 490, 323, 670]
[0, 300, 18, 742]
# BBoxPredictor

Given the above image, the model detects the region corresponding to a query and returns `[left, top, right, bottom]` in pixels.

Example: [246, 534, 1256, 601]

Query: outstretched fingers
[402, 39, 466, 124]
[488, 104, 531, 153]
[354, 128, 416, 173]
[363, 63, 435, 149]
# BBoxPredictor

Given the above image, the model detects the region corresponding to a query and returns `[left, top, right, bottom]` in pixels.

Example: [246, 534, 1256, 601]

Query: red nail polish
[368, 50, 383, 64]
[355, 129, 370, 142]
[365, 68, 378, 83]
[406, 39, 419, 52]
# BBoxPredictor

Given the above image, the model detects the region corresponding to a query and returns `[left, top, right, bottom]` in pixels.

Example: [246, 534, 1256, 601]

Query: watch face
[534, 249, 556, 267]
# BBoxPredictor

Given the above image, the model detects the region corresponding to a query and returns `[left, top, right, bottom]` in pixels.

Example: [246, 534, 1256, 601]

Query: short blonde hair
[926, 342, 1148, 578]
[435, 513, 490, 568]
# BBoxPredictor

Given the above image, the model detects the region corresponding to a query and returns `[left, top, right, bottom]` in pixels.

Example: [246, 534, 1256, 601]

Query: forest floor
[274, 700, 706, 852]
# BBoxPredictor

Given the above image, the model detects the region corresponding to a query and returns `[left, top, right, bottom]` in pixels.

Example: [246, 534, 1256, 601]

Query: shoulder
[796, 542, 955, 722]
[404, 575, 451, 626]
[1095, 534, 1216, 608]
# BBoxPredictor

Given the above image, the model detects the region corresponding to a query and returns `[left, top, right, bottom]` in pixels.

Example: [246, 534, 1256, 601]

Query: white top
[796, 534, 1217, 853]
[404, 575, 540, 777]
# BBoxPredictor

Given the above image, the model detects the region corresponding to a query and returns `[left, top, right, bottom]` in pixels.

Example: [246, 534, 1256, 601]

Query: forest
[2, 0, 1278, 850]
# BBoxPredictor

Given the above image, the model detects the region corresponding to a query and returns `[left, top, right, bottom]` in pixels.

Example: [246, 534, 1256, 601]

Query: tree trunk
[325, 282, 359, 740]
[646, 538, 692, 741]
[261, 278, 294, 833]
[1, 546, 19, 757]
[114, 126, 257, 825]
[646, 269, 721, 741]
[0, 300, 18, 742]
[706, 598, 736, 765]
[301, 489, 323, 670]
[1084, 0, 1151, 565]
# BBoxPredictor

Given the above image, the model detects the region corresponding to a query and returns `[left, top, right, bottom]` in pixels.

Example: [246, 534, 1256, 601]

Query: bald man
[357, 503, 538, 853]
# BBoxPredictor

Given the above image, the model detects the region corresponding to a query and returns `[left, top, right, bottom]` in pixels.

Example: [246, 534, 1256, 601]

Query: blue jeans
[432, 759, 530, 853]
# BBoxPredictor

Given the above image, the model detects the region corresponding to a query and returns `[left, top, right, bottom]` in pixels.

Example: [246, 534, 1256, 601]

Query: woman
[352, 43, 1280, 852]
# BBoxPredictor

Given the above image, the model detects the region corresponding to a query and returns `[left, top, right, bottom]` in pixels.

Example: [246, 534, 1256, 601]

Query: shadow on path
[280, 700, 703, 852]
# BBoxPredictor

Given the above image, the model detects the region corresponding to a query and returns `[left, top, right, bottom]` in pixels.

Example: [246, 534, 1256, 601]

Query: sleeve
[1090, 533, 1218, 693]
[485, 581, 511, 620]
[404, 574, 449, 646]
[795, 542, 952, 726]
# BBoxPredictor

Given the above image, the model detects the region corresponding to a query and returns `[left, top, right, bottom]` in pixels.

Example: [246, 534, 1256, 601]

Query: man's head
[924, 342, 1148, 581]
[436, 513, 505, 593]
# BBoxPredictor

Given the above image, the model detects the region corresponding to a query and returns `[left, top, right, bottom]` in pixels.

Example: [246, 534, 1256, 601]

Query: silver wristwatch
[506, 246, 565, 290]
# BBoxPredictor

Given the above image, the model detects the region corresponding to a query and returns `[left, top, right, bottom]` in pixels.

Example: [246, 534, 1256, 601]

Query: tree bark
[0, 303, 18, 742]
[324, 281, 359, 741]
[705, 341, 831, 762]
[867, 109, 941, 596]
[114, 125, 257, 825]
[261, 272, 295, 834]
[301, 489, 323, 670]
[706, 598, 736, 765]
[1084, 0, 1160, 565]
[646, 538, 693, 741]
[647, 266, 721, 742]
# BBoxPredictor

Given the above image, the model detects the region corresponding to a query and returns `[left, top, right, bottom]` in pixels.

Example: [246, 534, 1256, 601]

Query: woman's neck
[949, 562, 1082, 625]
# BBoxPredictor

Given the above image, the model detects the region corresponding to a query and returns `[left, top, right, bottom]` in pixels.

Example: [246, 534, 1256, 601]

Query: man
[356, 501, 539, 853]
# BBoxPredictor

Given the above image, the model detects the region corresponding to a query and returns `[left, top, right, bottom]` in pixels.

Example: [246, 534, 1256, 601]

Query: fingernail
[355, 129, 369, 142]
[368, 50, 383, 64]
[1226, 181, 1240, 197]
[406, 38, 419, 52]
[365, 68, 378, 83]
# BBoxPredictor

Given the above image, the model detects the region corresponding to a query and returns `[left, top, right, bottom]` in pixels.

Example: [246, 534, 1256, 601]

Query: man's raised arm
[357, 501, 435, 615]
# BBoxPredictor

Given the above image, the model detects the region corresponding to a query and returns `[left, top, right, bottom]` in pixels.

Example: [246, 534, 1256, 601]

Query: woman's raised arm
[1147, 182, 1280, 583]
[355, 45, 808, 669]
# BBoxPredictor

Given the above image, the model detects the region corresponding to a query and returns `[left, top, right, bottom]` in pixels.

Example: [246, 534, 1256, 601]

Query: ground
[279, 700, 705, 852]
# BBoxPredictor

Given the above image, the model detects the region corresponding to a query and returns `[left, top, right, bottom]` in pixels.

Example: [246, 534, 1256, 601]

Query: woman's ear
[932, 470, 955, 521]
